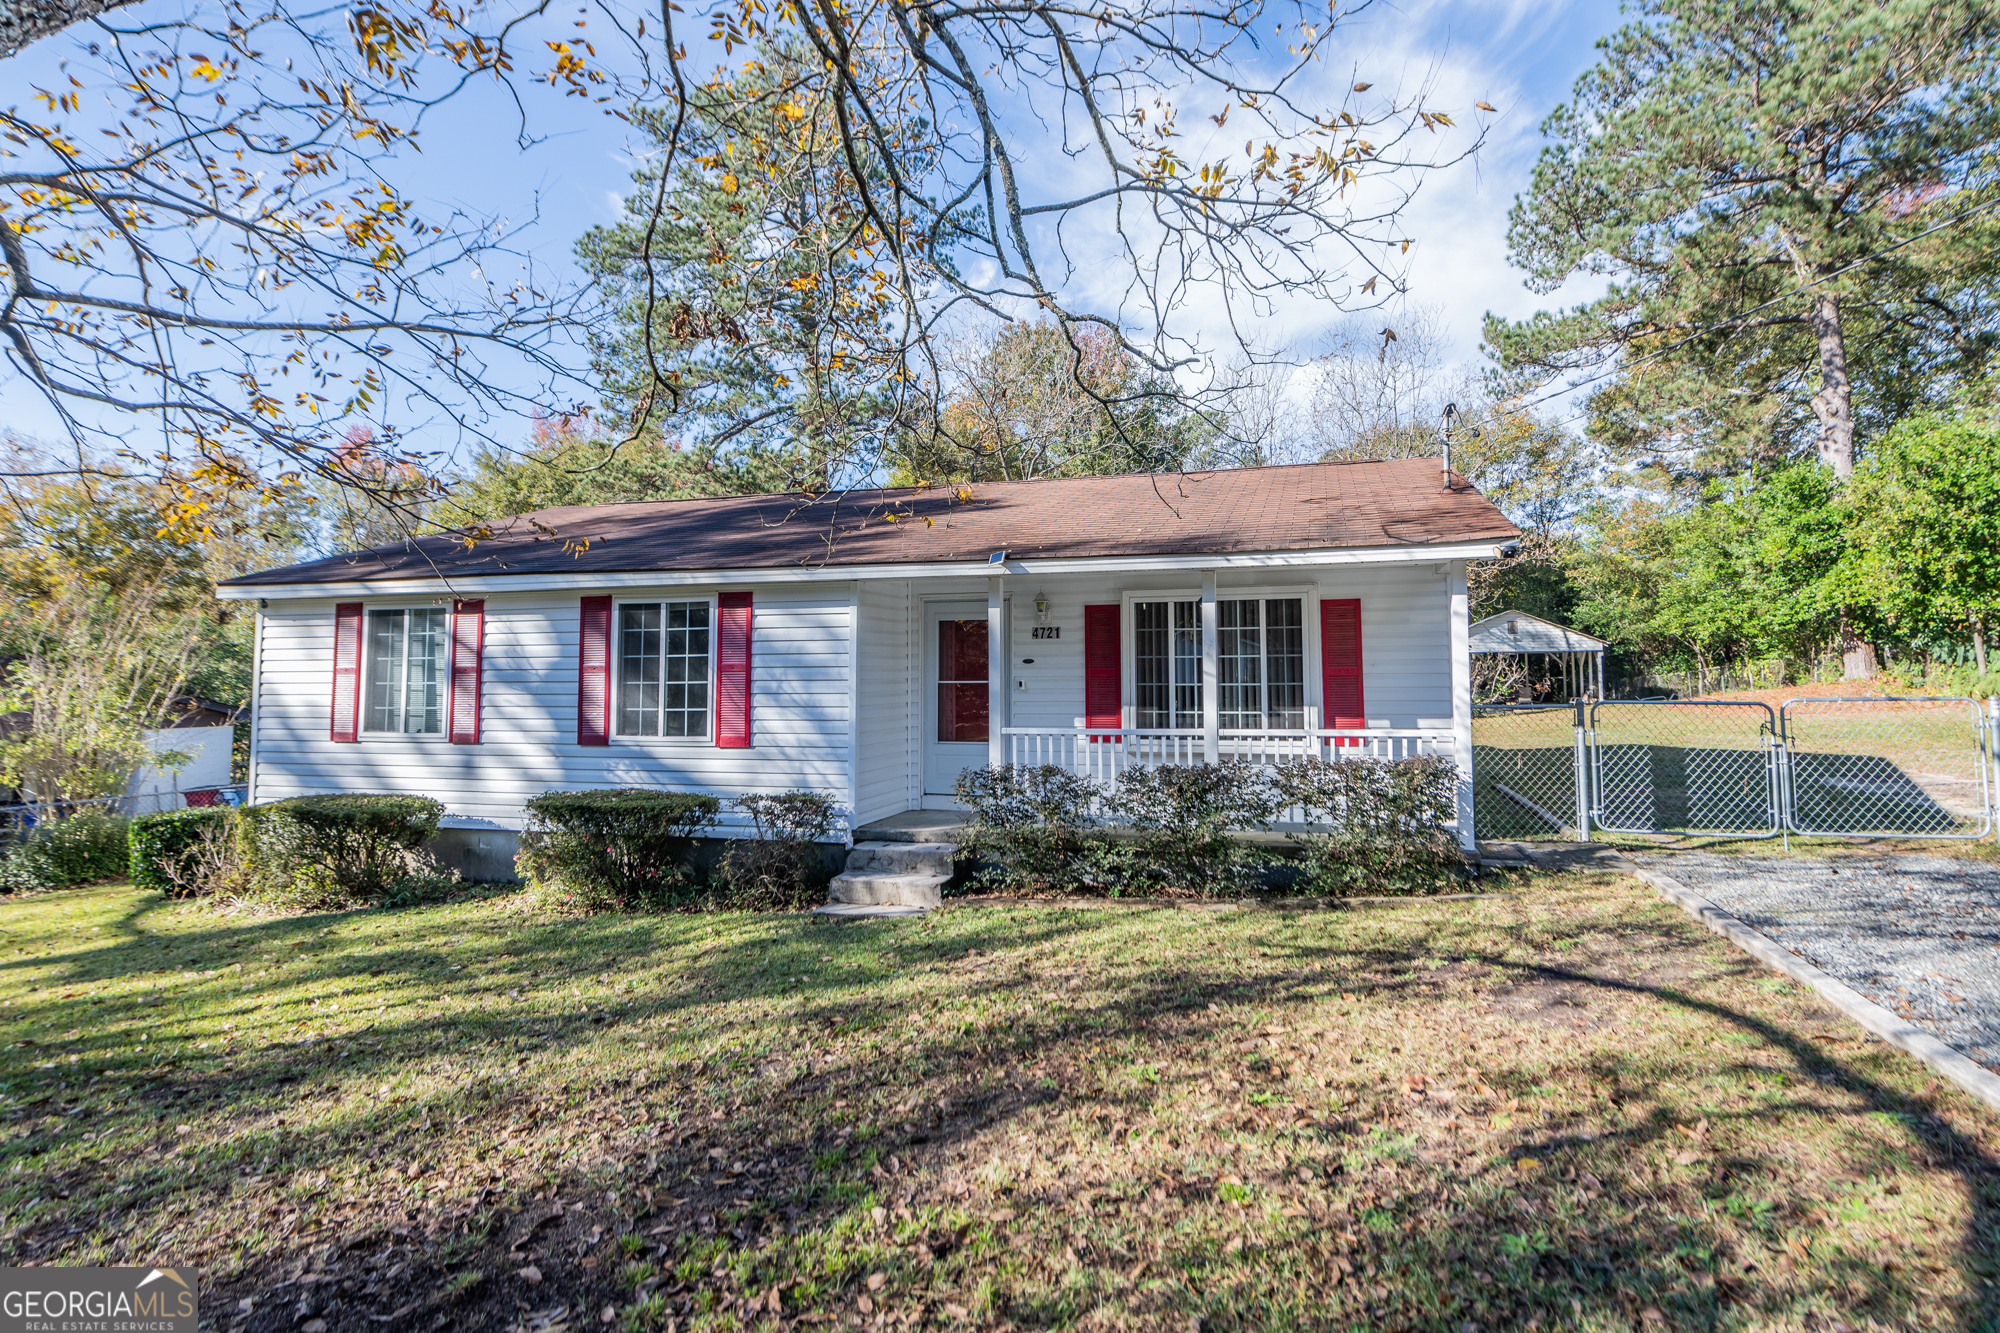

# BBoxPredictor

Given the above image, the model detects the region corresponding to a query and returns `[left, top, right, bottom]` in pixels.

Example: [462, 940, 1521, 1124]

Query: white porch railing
[997, 726, 1458, 827]
[1002, 726, 1453, 776]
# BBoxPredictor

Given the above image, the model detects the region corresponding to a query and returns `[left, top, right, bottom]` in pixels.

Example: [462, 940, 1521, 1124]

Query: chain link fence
[1472, 705, 1579, 839]
[1472, 696, 1998, 842]
[1782, 698, 1992, 838]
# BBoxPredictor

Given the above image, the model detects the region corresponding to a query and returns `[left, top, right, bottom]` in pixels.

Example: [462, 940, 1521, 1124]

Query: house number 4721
[1031, 626, 1061, 639]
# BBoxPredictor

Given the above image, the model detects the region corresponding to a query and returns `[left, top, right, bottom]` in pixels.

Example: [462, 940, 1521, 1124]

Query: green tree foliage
[1842, 411, 2000, 667]
[1487, 0, 2000, 482]
[0, 453, 306, 799]
[439, 418, 805, 525]
[1563, 468, 1848, 675]
[894, 322, 1221, 483]
[575, 48, 925, 489]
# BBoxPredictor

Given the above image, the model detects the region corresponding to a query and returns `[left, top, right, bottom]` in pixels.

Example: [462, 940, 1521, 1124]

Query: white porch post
[1201, 569, 1219, 763]
[1448, 560, 1475, 850]
[845, 585, 861, 845]
[988, 575, 1006, 768]
[247, 608, 265, 807]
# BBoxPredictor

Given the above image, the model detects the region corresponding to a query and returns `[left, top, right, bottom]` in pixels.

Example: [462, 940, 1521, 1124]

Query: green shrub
[1275, 754, 1466, 895]
[955, 764, 1124, 893]
[239, 794, 445, 904]
[1110, 761, 1278, 896]
[716, 791, 842, 910]
[128, 806, 236, 897]
[516, 789, 720, 911]
[0, 809, 130, 893]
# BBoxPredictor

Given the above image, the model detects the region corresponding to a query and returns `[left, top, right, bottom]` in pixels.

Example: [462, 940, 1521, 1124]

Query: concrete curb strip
[1610, 853, 2000, 1116]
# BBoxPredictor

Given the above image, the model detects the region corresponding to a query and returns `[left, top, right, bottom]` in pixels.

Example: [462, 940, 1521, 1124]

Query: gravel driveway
[1632, 851, 2000, 1074]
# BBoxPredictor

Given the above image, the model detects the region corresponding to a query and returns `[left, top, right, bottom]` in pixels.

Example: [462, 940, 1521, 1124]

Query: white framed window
[1218, 597, 1307, 729]
[1133, 598, 1202, 729]
[363, 607, 447, 734]
[1126, 588, 1313, 730]
[615, 599, 712, 738]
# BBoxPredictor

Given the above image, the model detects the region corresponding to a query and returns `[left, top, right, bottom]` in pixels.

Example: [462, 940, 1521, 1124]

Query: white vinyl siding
[853, 581, 914, 825]
[251, 585, 852, 832]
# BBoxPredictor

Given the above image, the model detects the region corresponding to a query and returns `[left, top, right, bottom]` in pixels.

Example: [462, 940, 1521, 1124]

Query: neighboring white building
[217, 460, 1520, 851]
[1468, 611, 1610, 702]
[125, 698, 240, 815]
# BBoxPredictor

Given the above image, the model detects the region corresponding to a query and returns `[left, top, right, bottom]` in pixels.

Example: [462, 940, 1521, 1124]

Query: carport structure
[1470, 611, 1607, 703]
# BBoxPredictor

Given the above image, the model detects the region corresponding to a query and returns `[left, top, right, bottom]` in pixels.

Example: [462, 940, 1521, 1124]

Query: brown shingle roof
[221, 458, 1519, 587]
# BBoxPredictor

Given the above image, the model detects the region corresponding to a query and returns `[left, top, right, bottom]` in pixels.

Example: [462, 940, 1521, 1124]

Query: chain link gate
[1474, 696, 2000, 842]
[1588, 700, 1782, 838]
[1471, 705, 1583, 839]
[1779, 697, 1994, 838]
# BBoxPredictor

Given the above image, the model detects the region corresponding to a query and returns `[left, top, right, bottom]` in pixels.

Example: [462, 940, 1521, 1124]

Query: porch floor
[853, 809, 968, 843]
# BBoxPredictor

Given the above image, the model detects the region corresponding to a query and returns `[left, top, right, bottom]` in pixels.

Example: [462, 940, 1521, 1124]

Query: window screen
[363, 608, 446, 734]
[617, 601, 711, 737]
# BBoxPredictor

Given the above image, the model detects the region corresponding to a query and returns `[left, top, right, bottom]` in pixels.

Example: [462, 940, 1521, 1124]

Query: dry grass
[1, 871, 1995, 1332]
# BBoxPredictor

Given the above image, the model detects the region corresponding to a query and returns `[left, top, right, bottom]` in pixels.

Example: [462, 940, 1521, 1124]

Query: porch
[850, 560, 1473, 840]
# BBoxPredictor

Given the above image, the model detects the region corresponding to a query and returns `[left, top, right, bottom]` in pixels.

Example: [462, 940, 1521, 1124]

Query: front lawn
[0, 873, 1994, 1331]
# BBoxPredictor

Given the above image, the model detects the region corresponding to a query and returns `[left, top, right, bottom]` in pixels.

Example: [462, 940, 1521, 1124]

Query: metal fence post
[1989, 696, 2000, 843]
[1572, 699, 1591, 842]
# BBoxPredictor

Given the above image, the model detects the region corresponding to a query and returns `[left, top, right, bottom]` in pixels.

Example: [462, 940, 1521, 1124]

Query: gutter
[216, 539, 1516, 601]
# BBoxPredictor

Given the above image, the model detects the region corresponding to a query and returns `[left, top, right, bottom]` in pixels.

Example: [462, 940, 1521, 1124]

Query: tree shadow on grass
[0, 892, 1993, 1331]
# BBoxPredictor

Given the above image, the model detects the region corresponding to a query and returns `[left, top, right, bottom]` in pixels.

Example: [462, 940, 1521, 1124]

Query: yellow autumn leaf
[720, 173, 738, 193]
[191, 58, 225, 81]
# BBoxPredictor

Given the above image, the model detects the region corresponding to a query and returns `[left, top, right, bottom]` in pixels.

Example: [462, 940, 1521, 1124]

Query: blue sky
[1, 0, 1622, 459]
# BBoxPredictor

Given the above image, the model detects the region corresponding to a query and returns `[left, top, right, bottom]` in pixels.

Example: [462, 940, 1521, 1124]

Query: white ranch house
[217, 459, 1520, 878]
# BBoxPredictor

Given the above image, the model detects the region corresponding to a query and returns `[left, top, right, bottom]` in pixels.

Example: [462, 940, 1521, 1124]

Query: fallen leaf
[303, 1322, 327, 1333]
[991, 1208, 1017, 1222]
[516, 1266, 542, 1286]
[866, 1272, 886, 1291]
[858, 1294, 875, 1315]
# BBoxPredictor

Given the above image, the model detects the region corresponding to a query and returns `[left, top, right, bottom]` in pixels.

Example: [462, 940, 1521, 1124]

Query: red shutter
[578, 596, 612, 746]
[1320, 598, 1365, 741]
[331, 602, 362, 743]
[448, 599, 484, 745]
[1083, 604, 1120, 740]
[716, 591, 752, 748]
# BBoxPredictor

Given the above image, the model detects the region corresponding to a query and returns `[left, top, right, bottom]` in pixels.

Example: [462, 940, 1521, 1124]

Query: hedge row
[515, 788, 839, 912]
[127, 794, 446, 905]
[956, 756, 1466, 897]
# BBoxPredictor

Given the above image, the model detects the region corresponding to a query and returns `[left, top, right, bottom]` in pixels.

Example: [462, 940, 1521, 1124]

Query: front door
[924, 600, 993, 802]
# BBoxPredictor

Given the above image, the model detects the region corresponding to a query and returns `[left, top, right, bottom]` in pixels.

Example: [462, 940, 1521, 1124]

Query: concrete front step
[844, 841, 958, 876]
[827, 869, 949, 909]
